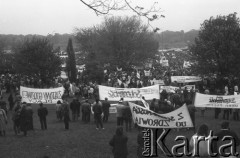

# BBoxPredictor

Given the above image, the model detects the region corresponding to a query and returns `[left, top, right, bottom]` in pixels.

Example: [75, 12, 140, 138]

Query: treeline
[0, 33, 79, 51]
[0, 30, 198, 51]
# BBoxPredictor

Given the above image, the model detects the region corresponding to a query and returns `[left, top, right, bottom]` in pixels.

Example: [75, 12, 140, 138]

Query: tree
[14, 37, 62, 85]
[190, 13, 240, 77]
[75, 16, 159, 71]
[79, 0, 164, 31]
[66, 38, 77, 82]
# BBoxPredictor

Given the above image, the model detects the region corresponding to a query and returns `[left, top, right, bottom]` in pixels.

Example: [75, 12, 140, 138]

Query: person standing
[56, 100, 62, 121]
[81, 99, 91, 123]
[109, 127, 128, 158]
[116, 98, 124, 126]
[8, 93, 14, 111]
[102, 98, 110, 122]
[122, 102, 132, 132]
[70, 98, 78, 121]
[20, 103, 28, 136]
[213, 122, 240, 158]
[12, 102, 21, 135]
[26, 103, 34, 130]
[62, 96, 70, 130]
[92, 98, 104, 130]
[0, 106, 7, 136]
[37, 103, 48, 130]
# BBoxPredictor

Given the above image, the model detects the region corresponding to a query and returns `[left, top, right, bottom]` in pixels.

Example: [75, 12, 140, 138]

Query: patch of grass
[0, 101, 239, 158]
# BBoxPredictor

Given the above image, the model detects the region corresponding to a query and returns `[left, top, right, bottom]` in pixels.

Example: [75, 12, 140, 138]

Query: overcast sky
[0, 0, 239, 35]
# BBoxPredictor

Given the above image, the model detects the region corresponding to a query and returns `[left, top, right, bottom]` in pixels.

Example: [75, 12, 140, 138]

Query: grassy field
[0, 95, 239, 158]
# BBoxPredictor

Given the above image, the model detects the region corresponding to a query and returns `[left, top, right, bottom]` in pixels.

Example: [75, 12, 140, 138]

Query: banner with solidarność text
[194, 92, 240, 109]
[98, 85, 160, 101]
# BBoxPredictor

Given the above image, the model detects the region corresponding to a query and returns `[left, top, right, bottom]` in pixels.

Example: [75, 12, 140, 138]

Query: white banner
[129, 102, 193, 128]
[194, 93, 240, 109]
[109, 104, 117, 113]
[150, 79, 165, 85]
[20, 86, 64, 104]
[160, 85, 195, 93]
[99, 85, 160, 101]
[171, 76, 202, 83]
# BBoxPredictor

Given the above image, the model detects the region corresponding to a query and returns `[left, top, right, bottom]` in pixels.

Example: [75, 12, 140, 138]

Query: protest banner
[20, 86, 64, 104]
[129, 102, 193, 128]
[160, 86, 179, 93]
[109, 104, 117, 113]
[160, 85, 195, 93]
[194, 92, 240, 109]
[150, 79, 165, 85]
[99, 85, 160, 101]
[144, 70, 151, 77]
[171, 76, 202, 83]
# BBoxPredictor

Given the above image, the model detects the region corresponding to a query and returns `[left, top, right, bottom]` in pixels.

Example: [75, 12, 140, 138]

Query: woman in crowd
[109, 127, 128, 158]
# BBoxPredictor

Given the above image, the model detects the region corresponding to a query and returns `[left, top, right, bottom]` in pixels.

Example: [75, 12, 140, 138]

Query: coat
[109, 134, 128, 157]
[0, 109, 7, 131]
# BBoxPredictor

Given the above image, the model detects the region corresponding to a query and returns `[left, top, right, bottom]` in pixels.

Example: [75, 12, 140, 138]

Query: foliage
[14, 37, 62, 85]
[66, 38, 77, 82]
[75, 16, 159, 71]
[190, 13, 240, 77]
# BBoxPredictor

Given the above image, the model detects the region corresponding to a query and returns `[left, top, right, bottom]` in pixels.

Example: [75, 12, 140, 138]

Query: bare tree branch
[79, 0, 164, 31]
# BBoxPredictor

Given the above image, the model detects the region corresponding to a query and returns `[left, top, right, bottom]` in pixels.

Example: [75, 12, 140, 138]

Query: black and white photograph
[0, 0, 240, 158]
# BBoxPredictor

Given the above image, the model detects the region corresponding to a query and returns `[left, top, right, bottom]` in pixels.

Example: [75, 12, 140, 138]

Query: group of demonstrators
[0, 71, 240, 158]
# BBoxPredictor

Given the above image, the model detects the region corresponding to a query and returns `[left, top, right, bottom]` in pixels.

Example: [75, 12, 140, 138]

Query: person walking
[0, 106, 7, 136]
[109, 127, 128, 158]
[92, 98, 104, 130]
[102, 98, 110, 122]
[37, 103, 48, 130]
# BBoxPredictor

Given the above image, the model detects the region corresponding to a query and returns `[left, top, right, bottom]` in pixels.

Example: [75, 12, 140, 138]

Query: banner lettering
[20, 86, 64, 104]
[99, 85, 160, 101]
[129, 102, 193, 128]
[171, 76, 202, 83]
[194, 92, 240, 109]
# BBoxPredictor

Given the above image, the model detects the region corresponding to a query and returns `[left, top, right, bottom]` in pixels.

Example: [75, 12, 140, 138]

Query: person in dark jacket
[26, 103, 34, 130]
[109, 127, 128, 158]
[92, 98, 104, 130]
[122, 102, 132, 132]
[8, 93, 14, 111]
[81, 99, 91, 123]
[70, 98, 78, 121]
[102, 98, 110, 122]
[213, 121, 240, 157]
[20, 103, 28, 136]
[37, 103, 48, 130]
[62, 95, 70, 130]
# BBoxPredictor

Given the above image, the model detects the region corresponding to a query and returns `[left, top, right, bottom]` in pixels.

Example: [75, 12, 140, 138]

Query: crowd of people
[0, 71, 240, 158]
